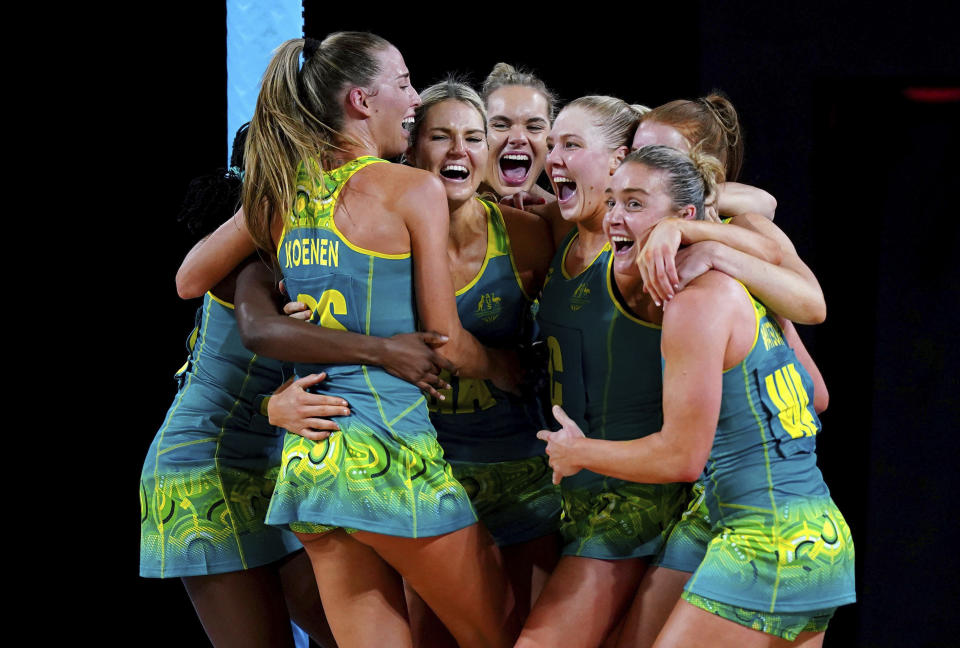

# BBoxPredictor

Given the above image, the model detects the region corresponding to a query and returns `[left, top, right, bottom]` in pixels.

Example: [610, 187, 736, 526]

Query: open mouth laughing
[553, 175, 578, 203]
[499, 152, 531, 186]
[440, 164, 470, 181]
[610, 235, 635, 255]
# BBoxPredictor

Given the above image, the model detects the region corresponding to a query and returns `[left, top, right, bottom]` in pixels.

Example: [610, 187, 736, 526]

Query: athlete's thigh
[654, 599, 825, 648]
[516, 555, 646, 648]
[296, 530, 411, 648]
[354, 524, 518, 647]
[615, 566, 690, 648]
[404, 582, 457, 648]
[182, 566, 294, 648]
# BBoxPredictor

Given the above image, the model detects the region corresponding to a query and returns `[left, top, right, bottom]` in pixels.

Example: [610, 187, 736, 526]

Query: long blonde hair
[242, 32, 391, 252]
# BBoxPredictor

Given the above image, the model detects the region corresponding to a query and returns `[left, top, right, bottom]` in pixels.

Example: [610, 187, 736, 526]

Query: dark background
[113, 2, 959, 645]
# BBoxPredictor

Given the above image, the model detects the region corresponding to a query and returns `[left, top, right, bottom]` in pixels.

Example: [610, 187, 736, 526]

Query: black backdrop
[115, 3, 959, 646]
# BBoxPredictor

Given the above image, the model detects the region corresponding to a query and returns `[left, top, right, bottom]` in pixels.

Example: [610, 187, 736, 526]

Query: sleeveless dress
[426, 198, 560, 546]
[536, 230, 686, 559]
[264, 157, 477, 538]
[140, 292, 300, 577]
[680, 285, 855, 639]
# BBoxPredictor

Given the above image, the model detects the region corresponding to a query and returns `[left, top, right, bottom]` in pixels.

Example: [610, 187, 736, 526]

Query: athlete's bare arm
[778, 317, 829, 413]
[388, 166, 518, 390]
[539, 272, 754, 484]
[717, 182, 777, 221]
[673, 212, 826, 324]
[638, 216, 782, 303]
[235, 259, 454, 397]
[176, 208, 258, 299]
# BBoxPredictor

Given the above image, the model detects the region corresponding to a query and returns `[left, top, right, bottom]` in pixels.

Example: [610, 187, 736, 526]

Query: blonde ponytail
[242, 32, 391, 252]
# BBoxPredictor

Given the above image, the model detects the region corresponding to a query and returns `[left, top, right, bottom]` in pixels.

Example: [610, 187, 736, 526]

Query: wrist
[702, 240, 727, 272]
[569, 436, 590, 472]
[367, 336, 389, 367]
[674, 218, 688, 244]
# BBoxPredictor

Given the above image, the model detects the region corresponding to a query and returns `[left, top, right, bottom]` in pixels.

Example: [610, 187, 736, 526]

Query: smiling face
[364, 45, 422, 158]
[484, 86, 551, 195]
[410, 99, 488, 206]
[546, 106, 621, 224]
[604, 161, 686, 275]
[631, 120, 691, 153]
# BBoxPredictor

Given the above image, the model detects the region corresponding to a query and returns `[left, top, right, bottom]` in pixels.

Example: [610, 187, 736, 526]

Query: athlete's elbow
[670, 446, 710, 482]
[814, 385, 829, 414]
[235, 309, 268, 354]
[673, 461, 705, 483]
[651, 454, 703, 483]
[760, 191, 777, 220]
[175, 269, 207, 300]
[801, 299, 827, 326]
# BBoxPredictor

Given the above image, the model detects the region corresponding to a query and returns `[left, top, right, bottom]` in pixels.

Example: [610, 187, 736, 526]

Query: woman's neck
[614, 267, 663, 325]
[326, 125, 382, 167]
[573, 208, 608, 260]
[448, 195, 486, 251]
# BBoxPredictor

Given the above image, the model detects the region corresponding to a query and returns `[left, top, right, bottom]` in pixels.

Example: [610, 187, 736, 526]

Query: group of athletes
[140, 31, 856, 648]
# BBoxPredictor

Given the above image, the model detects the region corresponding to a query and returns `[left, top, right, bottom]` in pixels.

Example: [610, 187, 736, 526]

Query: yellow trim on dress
[484, 199, 535, 302]
[207, 291, 235, 309]
[560, 231, 610, 280]
[605, 254, 661, 329]
[455, 198, 500, 296]
[722, 280, 762, 374]
[276, 157, 411, 261]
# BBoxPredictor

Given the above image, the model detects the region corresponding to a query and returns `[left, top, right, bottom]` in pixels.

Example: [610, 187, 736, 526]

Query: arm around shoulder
[177, 209, 257, 299]
[718, 182, 777, 221]
[400, 174, 518, 388]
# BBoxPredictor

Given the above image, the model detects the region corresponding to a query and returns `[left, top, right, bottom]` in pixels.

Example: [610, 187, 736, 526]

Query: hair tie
[698, 97, 739, 147]
[303, 37, 321, 61]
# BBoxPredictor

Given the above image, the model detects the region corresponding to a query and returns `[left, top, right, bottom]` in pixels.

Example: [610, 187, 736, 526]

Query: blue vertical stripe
[226, 0, 303, 162]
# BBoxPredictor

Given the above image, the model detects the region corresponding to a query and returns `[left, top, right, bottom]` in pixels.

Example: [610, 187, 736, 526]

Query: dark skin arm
[234, 259, 455, 399]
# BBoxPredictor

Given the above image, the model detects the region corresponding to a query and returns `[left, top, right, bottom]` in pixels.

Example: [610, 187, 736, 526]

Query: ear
[678, 204, 697, 220]
[346, 87, 372, 118]
[609, 145, 628, 175]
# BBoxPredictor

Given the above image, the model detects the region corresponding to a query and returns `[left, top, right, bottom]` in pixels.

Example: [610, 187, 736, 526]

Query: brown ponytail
[641, 91, 744, 182]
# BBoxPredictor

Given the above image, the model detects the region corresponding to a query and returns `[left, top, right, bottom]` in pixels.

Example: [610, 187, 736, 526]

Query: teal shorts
[651, 481, 712, 573]
[559, 476, 687, 560]
[685, 496, 856, 616]
[682, 591, 834, 640]
[266, 421, 478, 539]
[450, 455, 561, 546]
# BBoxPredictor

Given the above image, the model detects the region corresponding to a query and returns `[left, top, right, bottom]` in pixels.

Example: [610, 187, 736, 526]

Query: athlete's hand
[537, 405, 586, 484]
[381, 332, 455, 400]
[637, 218, 683, 307]
[267, 373, 350, 441]
[673, 241, 719, 292]
[282, 300, 312, 320]
[500, 190, 546, 212]
[276, 280, 312, 320]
